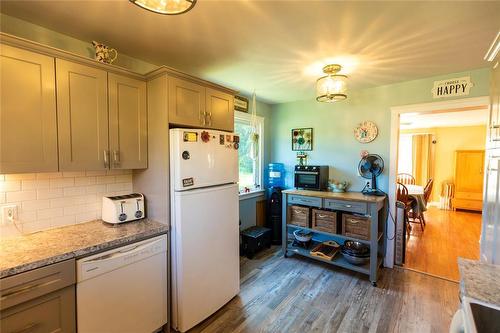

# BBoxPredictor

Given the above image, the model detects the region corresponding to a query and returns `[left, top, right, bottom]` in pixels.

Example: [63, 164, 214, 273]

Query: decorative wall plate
[354, 121, 378, 143]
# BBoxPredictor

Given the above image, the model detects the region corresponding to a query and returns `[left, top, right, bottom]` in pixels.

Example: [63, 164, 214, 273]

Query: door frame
[385, 96, 490, 267]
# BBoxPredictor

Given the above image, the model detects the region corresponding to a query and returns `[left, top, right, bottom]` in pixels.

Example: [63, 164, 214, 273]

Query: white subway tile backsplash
[38, 188, 64, 199]
[5, 173, 36, 180]
[37, 207, 63, 220]
[50, 178, 75, 188]
[63, 186, 87, 197]
[0, 180, 21, 192]
[63, 171, 86, 178]
[36, 172, 63, 179]
[97, 176, 115, 184]
[22, 199, 50, 211]
[0, 170, 133, 237]
[74, 176, 97, 186]
[7, 190, 37, 202]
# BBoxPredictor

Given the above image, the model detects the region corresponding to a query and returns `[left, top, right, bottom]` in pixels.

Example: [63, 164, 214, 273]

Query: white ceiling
[1, 0, 499, 103]
[400, 109, 489, 129]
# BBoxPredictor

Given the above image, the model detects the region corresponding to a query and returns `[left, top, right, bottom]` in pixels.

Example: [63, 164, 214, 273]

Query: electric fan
[358, 154, 385, 196]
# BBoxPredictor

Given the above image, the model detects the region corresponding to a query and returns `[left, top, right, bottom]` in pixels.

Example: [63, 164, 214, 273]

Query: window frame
[234, 111, 265, 195]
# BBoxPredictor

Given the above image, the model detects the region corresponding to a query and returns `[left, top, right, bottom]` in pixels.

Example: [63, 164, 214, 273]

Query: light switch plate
[1, 205, 18, 224]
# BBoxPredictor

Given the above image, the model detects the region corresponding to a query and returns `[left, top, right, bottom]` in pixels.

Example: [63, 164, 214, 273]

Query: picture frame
[234, 95, 249, 112]
[292, 128, 313, 151]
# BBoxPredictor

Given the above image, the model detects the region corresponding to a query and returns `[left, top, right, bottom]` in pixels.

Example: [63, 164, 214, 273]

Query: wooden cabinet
[56, 59, 109, 171]
[108, 74, 147, 169]
[168, 76, 235, 131]
[0, 260, 76, 333]
[168, 77, 206, 128]
[342, 214, 371, 240]
[453, 150, 485, 211]
[0, 45, 58, 173]
[206, 88, 234, 132]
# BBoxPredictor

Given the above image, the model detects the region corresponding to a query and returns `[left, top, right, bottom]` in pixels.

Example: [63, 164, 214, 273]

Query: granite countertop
[282, 189, 386, 203]
[0, 218, 168, 279]
[458, 257, 500, 306]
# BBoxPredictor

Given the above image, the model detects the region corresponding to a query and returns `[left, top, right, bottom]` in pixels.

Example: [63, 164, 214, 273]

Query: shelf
[286, 242, 370, 275]
[287, 224, 383, 245]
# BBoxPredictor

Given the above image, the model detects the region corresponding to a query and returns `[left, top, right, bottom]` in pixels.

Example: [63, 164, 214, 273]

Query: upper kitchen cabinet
[0, 45, 58, 173]
[56, 59, 109, 171]
[108, 74, 147, 169]
[168, 76, 206, 128]
[206, 88, 234, 132]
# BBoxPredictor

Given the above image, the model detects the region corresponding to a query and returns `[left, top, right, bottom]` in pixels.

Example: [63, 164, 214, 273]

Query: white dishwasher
[76, 234, 168, 333]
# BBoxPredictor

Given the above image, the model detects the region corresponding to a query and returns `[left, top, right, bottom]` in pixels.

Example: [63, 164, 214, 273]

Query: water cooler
[266, 163, 285, 245]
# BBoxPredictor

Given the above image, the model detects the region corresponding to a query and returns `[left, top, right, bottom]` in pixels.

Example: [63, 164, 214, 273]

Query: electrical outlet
[366, 181, 371, 189]
[2, 205, 18, 224]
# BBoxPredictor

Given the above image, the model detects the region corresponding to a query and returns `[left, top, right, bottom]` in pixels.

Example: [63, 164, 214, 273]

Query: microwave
[294, 165, 329, 191]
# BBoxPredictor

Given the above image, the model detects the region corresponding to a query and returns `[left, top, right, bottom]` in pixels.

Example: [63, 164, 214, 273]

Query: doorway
[387, 96, 490, 281]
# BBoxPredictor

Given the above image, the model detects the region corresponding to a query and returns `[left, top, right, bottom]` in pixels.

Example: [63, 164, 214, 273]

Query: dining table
[406, 184, 427, 214]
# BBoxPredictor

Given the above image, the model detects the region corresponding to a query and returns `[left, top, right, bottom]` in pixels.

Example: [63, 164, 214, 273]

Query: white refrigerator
[170, 128, 240, 332]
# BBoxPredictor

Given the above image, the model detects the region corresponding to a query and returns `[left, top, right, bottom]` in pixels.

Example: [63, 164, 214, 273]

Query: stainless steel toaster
[102, 193, 145, 224]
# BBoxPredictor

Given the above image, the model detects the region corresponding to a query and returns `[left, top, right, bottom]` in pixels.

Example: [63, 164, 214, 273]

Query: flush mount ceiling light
[130, 0, 196, 15]
[316, 64, 348, 103]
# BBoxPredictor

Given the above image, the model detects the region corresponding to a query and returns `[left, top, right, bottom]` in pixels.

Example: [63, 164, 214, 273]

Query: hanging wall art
[292, 128, 313, 151]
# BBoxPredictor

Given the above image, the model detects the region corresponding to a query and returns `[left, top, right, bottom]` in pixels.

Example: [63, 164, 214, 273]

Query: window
[234, 111, 264, 193]
[398, 134, 413, 174]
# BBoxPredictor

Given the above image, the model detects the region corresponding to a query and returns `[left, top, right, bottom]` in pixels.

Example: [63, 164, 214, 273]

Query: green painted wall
[270, 68, 491, 192]
[0, 13, 158, 74]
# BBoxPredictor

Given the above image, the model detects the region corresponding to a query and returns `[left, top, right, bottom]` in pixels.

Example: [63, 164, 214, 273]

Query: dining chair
[414, 178, 434, 227]
[397, 173, 416, 185]
[396, 182, 412, 235]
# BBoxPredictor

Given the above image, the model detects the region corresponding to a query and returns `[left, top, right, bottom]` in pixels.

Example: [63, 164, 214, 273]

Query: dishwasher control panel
[76, 234, 167, 282]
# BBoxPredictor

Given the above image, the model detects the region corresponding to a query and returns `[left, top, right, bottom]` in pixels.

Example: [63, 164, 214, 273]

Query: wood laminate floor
[405, 207, 481, 281]
[187, 247, 459, 333]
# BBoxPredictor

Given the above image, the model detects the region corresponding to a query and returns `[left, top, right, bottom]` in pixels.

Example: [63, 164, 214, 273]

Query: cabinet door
[168, 77, 205, 127]
[0, 286, 75, 333]
[455, 150, 485, 201]
[0, 45, 58, 173]
[56, 59, 109, 171]
[206, 88, 234, 131]
[108, 74, 147, 169]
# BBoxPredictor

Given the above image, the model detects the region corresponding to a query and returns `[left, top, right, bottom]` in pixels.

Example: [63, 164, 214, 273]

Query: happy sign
[432, 76, 473, 99]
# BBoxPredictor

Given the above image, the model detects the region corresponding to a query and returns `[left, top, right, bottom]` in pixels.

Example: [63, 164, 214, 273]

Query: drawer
[288, 195, 322, 207]
[342, 214, 371, 240]
[0, 259, 75, 311]
[324, 199, 367, 214]
[452, 198, 482, 211]
[311, 209, 337, 234]
[287, 205, 310, 227]
[1, 286, 75, 333]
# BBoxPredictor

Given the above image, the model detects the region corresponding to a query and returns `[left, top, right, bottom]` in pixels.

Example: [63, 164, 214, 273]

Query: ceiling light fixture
[130, 0, 196, 15]
[316, 64, 347, 103]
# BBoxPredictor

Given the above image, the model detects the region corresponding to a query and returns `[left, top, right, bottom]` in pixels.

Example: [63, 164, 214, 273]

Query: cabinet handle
[10, 322, 39, 333]
[1, 278, 61, 301]
[345, 204, 352, 208]
[200, 111, 206, 126]
[317, 214, 329, 218]
[208, 112, 212, 126]
[293, 210, 304, 214]
[491, 124, 500, 129]
[113, 150, 121, 168]
[103, 150, 110, 168]
[348, 219, 359, 224]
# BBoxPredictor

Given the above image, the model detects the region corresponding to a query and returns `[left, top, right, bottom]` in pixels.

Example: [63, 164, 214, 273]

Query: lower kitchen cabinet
[1, 286, 75, 333]
[0, 259, 76, 333]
